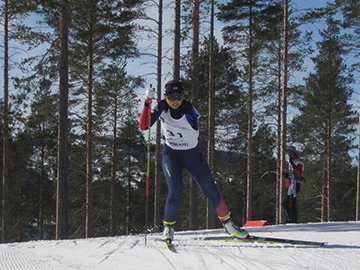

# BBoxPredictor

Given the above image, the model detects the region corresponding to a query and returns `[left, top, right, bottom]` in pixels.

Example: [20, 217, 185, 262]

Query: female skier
[139, 80, 248, 242]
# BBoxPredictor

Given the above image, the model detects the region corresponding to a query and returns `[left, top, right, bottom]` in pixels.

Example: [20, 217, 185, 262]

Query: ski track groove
[240, 245, 285, 270]
[206, 242, 278, 270]
[279, 245, 357, 270]
[152, 240, 179, 270]
[99, 237, 141, 264]
[179, 240, 270, 270]
[190, 245, 209, 270]
[204, 245, 239, 270]
[97, 237, 117, 248]
[220, 246, 254, 270]
[98, 237, 128, 263]
[180, 240, 313, 270]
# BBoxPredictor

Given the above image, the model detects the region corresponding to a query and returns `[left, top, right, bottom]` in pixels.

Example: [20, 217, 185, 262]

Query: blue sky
[2, 0, 357, 112]
[0, 0, 337, 96]
[2, 0, 358, 160]
[131, 0, 337, 88]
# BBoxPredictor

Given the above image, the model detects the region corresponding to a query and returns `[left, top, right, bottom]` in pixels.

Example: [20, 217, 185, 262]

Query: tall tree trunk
[189, 0, 200, 231]
[154, 0, 163, 232]
[173, 0, 181, 79]
[327, 120, 332, 221]
[321, 157, 327, 222]
[110, 98, 118, 236]
[39, 147, 45, 240]
[357, 97, 360, 221]
[56, 0, 69, 240]
[2, 0, 9, 243]
[126, 156, 131, 234]
[279, 0, 289, 224]
[207, 0, 215, 229]
[86, 31, 94, 238]
[276, 38, 282, 225]
[246, 3, 253, 222]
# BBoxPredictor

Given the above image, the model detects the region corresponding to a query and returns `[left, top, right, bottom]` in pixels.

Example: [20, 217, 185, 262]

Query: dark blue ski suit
[139, 99, 230, 223]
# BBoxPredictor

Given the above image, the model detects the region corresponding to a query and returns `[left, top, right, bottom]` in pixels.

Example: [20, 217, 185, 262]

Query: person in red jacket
[139, 80, 248, 242]
[282, 146, 305, 223]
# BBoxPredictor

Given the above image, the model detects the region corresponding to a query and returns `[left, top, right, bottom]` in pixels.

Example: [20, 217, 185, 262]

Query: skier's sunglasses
[166, 94, 183, 101]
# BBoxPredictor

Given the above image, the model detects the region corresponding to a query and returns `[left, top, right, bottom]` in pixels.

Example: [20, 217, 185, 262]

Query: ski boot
[220, 214, 249, 239]
[162, 221, 175, 242]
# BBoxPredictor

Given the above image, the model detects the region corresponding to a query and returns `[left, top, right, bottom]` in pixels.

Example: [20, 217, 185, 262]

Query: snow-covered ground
[0, 221, 359, 270]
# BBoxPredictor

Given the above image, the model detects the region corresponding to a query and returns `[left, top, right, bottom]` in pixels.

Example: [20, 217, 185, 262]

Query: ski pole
[144, 85, 152, 247]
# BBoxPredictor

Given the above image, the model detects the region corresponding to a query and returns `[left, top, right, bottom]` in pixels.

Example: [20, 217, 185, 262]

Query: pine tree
[24, 83, 59, 240]
[57, 0, 70, 241]
[291, 14, 357, 222]
[1, 0, 10, 243]
[217, 0, 279, 221]
[182, 37, 249, 228]
[336, 0, 360, 222]
[0, 0, 59, 242]
[93, 63, 144, 235]
[68, 0, 142, 238]
[5, 0, 144, 239]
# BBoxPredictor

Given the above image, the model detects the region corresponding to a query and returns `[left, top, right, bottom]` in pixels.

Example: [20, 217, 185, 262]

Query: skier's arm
[139, 99, 165, 130]
[290, 162, 303, 178]
[294, 164, 303, 177]
[139, 101, 152, 131]
[289, 158, 303, 177]
[184, 104, 200, 130]
[139, 86, 159, 131]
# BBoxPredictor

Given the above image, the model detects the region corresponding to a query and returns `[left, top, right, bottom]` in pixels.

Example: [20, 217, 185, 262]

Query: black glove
[282, 172, 289, 179]
[289, 158, 296, 169]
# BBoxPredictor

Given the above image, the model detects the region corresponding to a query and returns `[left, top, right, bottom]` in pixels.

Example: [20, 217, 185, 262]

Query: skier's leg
[184, 145, 248, 238]
[282, 195, 291, 223]
[291, 197, 298, 223]
[162, 149, 183, 223]
[183, 145, 221, 210]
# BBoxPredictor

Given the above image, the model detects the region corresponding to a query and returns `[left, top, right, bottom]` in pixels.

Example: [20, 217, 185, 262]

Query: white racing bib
[287, 157, 304, 197]
[159, 110, 199, 150]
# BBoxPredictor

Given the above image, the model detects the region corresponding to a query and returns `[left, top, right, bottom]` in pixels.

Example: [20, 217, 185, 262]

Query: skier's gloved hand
[282, 172, 289, 179]
[144, 87, 156, 101]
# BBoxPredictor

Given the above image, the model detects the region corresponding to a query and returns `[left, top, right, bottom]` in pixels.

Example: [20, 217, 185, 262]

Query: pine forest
[0, 0, 360, 243]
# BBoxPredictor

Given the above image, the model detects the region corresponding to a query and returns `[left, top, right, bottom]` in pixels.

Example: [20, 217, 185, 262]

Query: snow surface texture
[0, 221, 359, 270]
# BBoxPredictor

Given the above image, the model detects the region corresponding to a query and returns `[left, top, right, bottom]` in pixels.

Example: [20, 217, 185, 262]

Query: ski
[163, 239, 177, 252]
[155, 239, 177, 252]
[194, 235, 326, 246]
